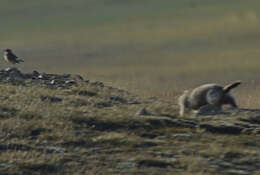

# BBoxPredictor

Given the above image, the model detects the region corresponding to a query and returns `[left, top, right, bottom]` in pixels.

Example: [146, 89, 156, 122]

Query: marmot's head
[178, 90, 191, 116]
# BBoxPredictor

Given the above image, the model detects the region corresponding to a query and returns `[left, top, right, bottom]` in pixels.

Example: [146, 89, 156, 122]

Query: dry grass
[0, 78, 259, 174]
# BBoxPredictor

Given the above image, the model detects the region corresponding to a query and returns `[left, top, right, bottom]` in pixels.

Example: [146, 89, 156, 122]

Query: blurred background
[1, 0, 260, 107]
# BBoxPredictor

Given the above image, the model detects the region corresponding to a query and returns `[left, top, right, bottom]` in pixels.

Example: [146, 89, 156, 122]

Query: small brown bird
[3, 49, 24, 64]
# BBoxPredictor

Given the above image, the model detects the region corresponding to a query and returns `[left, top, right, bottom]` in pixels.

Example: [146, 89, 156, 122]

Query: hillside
[0, 68, 259, 175]
[2, 0, 260, 98]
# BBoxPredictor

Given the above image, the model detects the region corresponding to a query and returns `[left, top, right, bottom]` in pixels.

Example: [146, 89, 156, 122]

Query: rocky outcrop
[0, 67, 87, 89]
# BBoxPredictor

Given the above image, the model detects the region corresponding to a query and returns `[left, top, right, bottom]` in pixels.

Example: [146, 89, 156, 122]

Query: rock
[0, 68, 93, 89]
[223, 151, 242, 159]
[199, 123, 243, 134]
[137, 116, 197, 129]
[216, 160, 234, 168]
[0, 106, 17, 118]
[32, 70, 40, 77]
[72, 117, 123, 131]
[50, 80, 55, 84]
[128, 99, 141, 104]
[78, 90, 97, 97]
[4, 67, 16, 72]
[40, 95, 63, 103]
[91, 81, 104, 87]
[62, 74, 71, 79]
[110, 96, 127, 104]
[140, 132, 160, 139]
[241, 128, 254, 134]
[65, 80, 76, 85]
[30, 128, 46, 137]
[136, 108, 150, 116]
[94, 101, 113, 108]
[137, 159, 173, 168]
[172, 133, 191, 139]
[240, 115, 260, 124]
[0, 163, 13, 168]
[38, 74, 44, 79]
[225, 169, 250, 175]
[38, 146, 67, 153]
[72, 74, 84, 81]
[2, 68, 25, 83]
[0, 143, 32, 151]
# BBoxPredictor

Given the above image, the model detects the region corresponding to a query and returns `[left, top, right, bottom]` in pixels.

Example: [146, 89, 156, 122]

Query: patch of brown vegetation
[0, 69, 259, 175]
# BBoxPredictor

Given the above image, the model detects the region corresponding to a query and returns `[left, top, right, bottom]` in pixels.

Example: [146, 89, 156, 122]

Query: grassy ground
[0, 78, 260, 175]
[1, 2, 260, 174]
[1, 1, 260, 107]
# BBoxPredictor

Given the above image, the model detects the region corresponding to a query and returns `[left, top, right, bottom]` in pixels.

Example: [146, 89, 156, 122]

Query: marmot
[178, 81, 241, 116]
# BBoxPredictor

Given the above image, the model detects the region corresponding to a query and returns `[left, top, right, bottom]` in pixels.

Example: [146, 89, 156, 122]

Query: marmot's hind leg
[221, 94, 238, 108]
[206, 88, 223, 105]
[197, 104, 222, 116]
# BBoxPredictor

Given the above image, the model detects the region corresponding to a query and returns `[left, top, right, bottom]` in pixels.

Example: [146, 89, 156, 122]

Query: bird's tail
[17, 58, 24, 63]
[223, 81, 241, 94]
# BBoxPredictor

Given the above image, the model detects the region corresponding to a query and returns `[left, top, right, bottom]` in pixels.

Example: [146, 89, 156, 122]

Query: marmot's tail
[223, 81, 241, 93]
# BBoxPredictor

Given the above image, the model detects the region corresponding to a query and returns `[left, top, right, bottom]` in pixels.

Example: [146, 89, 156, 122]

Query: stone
[0, 68, 90, 89]
[91, 81, 104, 87]
[0, 143, 32, 151]
[73, 74, 84, 81]
[199, 123, 243, 134]
[38, 74, 44, 79]
[62, 74, 71, 78]
[225, 169, 250, 175]
[136, 108, 150, 116]
[241, 128, 254, 134]
[0, 163, 13, 168]
[40, 95, 63, 103]
[78, 90, 97, 96]
[172, 133, 191, 138]
[110, 96, 127, 103]
[65, 80, 76, 84]
[137, 159, 173, 168]
[32, 70, 40, 77]
[50, 80, 55, 84]
[38, 146, 67, 153]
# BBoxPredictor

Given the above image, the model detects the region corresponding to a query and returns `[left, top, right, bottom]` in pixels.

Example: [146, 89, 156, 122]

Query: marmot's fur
[178, 81, 241, 116]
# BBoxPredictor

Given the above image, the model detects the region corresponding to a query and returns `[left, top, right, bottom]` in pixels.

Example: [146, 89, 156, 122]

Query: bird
[178, 81, 241, 116]
[3, 49, 24, 64]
